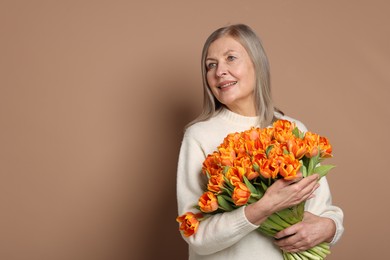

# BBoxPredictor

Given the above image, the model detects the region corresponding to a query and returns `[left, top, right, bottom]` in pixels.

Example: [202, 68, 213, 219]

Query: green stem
[283, 252, 296, 260]
[295, 252, 309, 260]
[268, 213, 290, 229]
[317, 242, 330, 251]
[299, 250, 322, 260]
[309, 246, 328, 258]
[275, 206, 302, 225]
[291, 252, 303, 260]
[258, 219, 282, 236]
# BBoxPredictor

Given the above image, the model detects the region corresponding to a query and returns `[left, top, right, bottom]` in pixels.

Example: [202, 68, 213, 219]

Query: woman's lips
[218, 81, 237, 89]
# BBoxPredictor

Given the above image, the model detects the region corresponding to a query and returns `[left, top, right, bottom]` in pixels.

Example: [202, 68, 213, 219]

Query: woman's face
[206, 36, 256, 116]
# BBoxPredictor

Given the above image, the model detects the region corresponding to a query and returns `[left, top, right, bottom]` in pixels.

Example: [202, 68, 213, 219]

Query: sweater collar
[218, 108, 259, 127]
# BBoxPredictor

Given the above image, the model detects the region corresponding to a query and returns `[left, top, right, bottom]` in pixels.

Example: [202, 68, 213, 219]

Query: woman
[176, 23, 344, 259]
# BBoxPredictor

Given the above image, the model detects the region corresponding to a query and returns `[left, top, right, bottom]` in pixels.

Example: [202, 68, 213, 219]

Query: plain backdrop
[1, 0, 389, 259]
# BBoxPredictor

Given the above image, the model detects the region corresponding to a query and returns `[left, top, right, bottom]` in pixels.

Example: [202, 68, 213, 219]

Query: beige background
[1, 0, 389, 259]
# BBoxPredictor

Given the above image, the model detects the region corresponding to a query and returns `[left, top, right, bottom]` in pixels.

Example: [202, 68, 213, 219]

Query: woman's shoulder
[184, 116, 220, 139]
[183, 111, 239, 146]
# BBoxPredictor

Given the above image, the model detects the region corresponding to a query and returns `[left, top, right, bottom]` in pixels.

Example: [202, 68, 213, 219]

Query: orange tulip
[219, 147, 236, 166]
[259, 128, 273, 149]
[176, 212, 203, 237]
[266, 142, 283, 158]
[202, 152, 220, 175]
[225, 167, 243, 183]
[304, 131, 320, 143]
[243, 139, 255, 156]
[229, 175, 242, 186]
[319, 136, 333, 158]
[287, 137, 307, 159]
[274, 130, 293, 143]
[198, 191, 219, 213]
[208, 167, 222, 177]
[232, 182, 251, 206]
[252, 150, 266, 163]
[234, 144, 247, 159]
[304, 131, 320, 158]
[249, 127, 259, 140]
[273, 119, 295, 131]
[279, 154, 301, 180]
[259, 157, 279, 179]
[273, 120, 296, 142]
[306, 145, 319, 158]
[207, 173, 225, 193]
[246, 169, 259, 181]
[221, 132, 240, 148]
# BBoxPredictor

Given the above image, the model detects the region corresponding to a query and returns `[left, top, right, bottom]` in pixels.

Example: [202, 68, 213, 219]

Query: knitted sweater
[176, 108, 344, 260]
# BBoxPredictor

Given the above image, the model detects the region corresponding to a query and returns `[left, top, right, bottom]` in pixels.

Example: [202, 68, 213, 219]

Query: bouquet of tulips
[176, 119, 335, 259]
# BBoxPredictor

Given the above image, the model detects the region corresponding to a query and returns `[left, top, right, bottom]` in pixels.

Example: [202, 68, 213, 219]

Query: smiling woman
[175, 24, 344, 260]
[205, 36, 256, 117]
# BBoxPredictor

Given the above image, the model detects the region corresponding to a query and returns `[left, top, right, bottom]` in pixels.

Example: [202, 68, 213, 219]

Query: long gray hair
[187, 24, 281, 128]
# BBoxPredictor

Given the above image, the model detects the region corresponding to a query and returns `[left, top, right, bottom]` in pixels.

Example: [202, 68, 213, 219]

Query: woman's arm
[176, 134, 259, 255]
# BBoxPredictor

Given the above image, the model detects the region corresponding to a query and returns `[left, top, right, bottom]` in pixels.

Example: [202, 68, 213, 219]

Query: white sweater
[176, 108, 344, 260]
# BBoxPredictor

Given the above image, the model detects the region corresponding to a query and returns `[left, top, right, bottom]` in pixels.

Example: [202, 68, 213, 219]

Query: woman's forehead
[207, 36, 246, 57]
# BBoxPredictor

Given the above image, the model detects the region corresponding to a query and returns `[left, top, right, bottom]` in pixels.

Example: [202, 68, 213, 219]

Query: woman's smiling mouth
[218, 81, 237, 89]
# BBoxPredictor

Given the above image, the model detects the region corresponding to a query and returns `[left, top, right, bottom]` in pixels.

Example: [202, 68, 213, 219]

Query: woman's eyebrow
[205, 57, 217, 62]
[206, 49, 237, 61]
[223, 49, 236, 56]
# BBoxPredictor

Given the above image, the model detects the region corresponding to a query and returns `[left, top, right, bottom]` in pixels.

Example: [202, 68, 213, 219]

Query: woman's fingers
[284, 172, 303, 185]
[291, 174, 320, 199]
[287, 174, 320, 201]
[263, 173, 321, 213]
[274, 212, 336, 252]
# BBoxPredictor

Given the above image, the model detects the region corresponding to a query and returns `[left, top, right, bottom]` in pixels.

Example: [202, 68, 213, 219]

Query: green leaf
[301, 163, 308, 178]
[220, 194, 234, 203]
[253, 163, 260, 173]
[313, 164, 336, 178]
[292, 127, 301, 138]
[301, 156, 310, 168]
[217, 195, 234, 212]
[261, 181, 268, 191]
[223, 176, 235, 190]
[307, 151, 320, 175]
[256, 185, 264, 197]
[265, 145, 274, 158]
[243, 175, 257, 194]
[220, 186, 232, 196]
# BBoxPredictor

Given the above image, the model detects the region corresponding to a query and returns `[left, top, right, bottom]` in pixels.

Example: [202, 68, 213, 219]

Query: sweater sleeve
[176, 132, 259, 255]
[304, 177, 345, 246]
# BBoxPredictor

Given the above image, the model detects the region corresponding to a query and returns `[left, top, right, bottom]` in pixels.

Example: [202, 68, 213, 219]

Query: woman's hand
[262, 173, 320, 213]
[274, 211, 336, 253]
[245, 173, 319, 225]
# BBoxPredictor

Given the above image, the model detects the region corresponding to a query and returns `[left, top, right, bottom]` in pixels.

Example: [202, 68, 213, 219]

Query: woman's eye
[227, 55, 236, 61]
[207, 63, 216, 70]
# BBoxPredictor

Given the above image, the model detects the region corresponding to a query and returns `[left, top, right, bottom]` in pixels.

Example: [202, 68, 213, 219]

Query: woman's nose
[216, 63, 227, 77]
